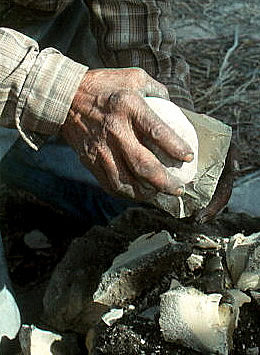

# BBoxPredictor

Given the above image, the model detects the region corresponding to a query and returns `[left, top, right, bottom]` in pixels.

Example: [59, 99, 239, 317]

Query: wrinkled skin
[61, 67, 233, 220]
[61, 68, 194, 200]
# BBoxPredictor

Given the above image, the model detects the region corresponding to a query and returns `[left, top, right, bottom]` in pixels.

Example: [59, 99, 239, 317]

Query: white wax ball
[144, 97, 198, 185]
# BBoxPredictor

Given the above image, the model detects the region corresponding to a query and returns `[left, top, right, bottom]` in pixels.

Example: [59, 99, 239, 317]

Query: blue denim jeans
[0, 137, 137, 226]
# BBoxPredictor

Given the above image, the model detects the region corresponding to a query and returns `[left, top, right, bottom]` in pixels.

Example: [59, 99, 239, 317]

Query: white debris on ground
[81, 231, 259, 354]
[226, 232, 260, 290]
[101, 308, 124, 327]
[19, 325, 81, 355]
[159, 285, 250, 355]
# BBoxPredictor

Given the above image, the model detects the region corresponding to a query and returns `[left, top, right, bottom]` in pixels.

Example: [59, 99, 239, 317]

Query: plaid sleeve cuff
[15, 47, 88, 150]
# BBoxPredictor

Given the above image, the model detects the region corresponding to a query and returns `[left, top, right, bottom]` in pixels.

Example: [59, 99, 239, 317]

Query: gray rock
[0, 232, 21, 342]
[186, 254, 204, 271]
[228, 171, 260, 217]
[19, 325, 81, 355]
[193, 234, 221, 250]
[246, 347, 259, 355]
[159, 285, 250, 355]
[93, 231, 191, 307]
[43, 225, 129, 334]
[250, 291, 260, 306]
[138, 306, 159, 322]
[101, 308, 124, 326]
[226, 232, 260, 290]
[198, 255, 225, 293]
[24, 230, 51, 250]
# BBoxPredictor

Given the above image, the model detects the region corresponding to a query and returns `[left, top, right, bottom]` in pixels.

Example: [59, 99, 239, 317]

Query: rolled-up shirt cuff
[15, 48, 88, 150]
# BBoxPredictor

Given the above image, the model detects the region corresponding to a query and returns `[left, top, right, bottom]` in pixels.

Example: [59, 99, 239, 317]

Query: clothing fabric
[0, 137, 138, 225]
[0, 0, 193, 151]
[0, 1, 194, 343]
[0, 0, 194, 220]
[0, 0, 138, 223]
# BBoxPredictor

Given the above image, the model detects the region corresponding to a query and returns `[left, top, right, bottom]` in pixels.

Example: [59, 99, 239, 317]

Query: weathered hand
[61, 68, 194, 201]
[195, 143, 236, 224]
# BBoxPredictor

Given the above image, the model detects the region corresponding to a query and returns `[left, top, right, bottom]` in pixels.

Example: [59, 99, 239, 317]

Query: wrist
[16, 49, 88, 150]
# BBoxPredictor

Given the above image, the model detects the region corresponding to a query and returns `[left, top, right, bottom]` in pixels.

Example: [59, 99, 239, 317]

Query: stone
[101, 308, 124, 327]
[250, 290, 260, 306]
[224, 289, 251, 327]
[186, 254, 204, 271]
[198, 255, 225, 293]
[43, 226, 130, 334]
[142, 98, 232, 218]
[226, 232, 260, 290]
[246, 347, 260, 355]
[24, 230, 51, 249]
[159, 284, 250, 355]
[0, 232, 21, 342]
[0, 286, 21, 342]
[228, 170, 260, 217]
[93, 230, 190, 307]
[138, 306, 159, 322]
[193, 234, 221, 250]
[19, 325, 81, 355]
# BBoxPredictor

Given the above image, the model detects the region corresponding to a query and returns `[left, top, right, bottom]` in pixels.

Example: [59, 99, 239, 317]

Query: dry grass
[173, 0, 260, 174]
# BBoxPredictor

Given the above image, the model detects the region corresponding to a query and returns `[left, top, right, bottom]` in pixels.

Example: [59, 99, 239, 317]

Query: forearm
[0, 28, 87, 149]
[85, 0, 194, 110]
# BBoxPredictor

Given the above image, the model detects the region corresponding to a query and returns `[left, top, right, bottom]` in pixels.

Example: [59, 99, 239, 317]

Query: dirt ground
[1, 0, 260, 354]
[1, 193, 260, 354]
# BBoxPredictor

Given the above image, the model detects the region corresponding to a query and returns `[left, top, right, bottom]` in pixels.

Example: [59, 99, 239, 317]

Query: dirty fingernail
[175, 186, 185, 197]
[183, 153, 194, 163]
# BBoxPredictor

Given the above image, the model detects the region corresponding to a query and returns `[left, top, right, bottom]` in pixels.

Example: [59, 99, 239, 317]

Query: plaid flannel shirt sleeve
[85, 0, 194, 111]
[0, 1, 193, 150]
[0, 27, 87, 149]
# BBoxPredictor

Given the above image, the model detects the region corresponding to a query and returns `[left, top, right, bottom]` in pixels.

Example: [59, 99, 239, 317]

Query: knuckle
[150, 122, 165, 141]
[108, 90, 130, 107]
[130, 67, 148, 85]
[108, 90, 140, 113]
[132, 156, 155, 179]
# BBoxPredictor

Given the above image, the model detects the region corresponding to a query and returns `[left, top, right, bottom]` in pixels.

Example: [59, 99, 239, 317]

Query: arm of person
[0, 27, 87, 149]
[84, 0, 234, 219]
[0, 27, 193, 201]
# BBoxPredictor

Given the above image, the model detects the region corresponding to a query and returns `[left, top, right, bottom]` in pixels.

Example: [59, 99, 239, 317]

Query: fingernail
[175, 186, 185, 196]
[183, 153, 194, 162]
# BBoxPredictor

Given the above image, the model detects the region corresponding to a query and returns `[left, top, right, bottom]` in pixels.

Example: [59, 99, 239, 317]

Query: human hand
[61, 68, 194, 201]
